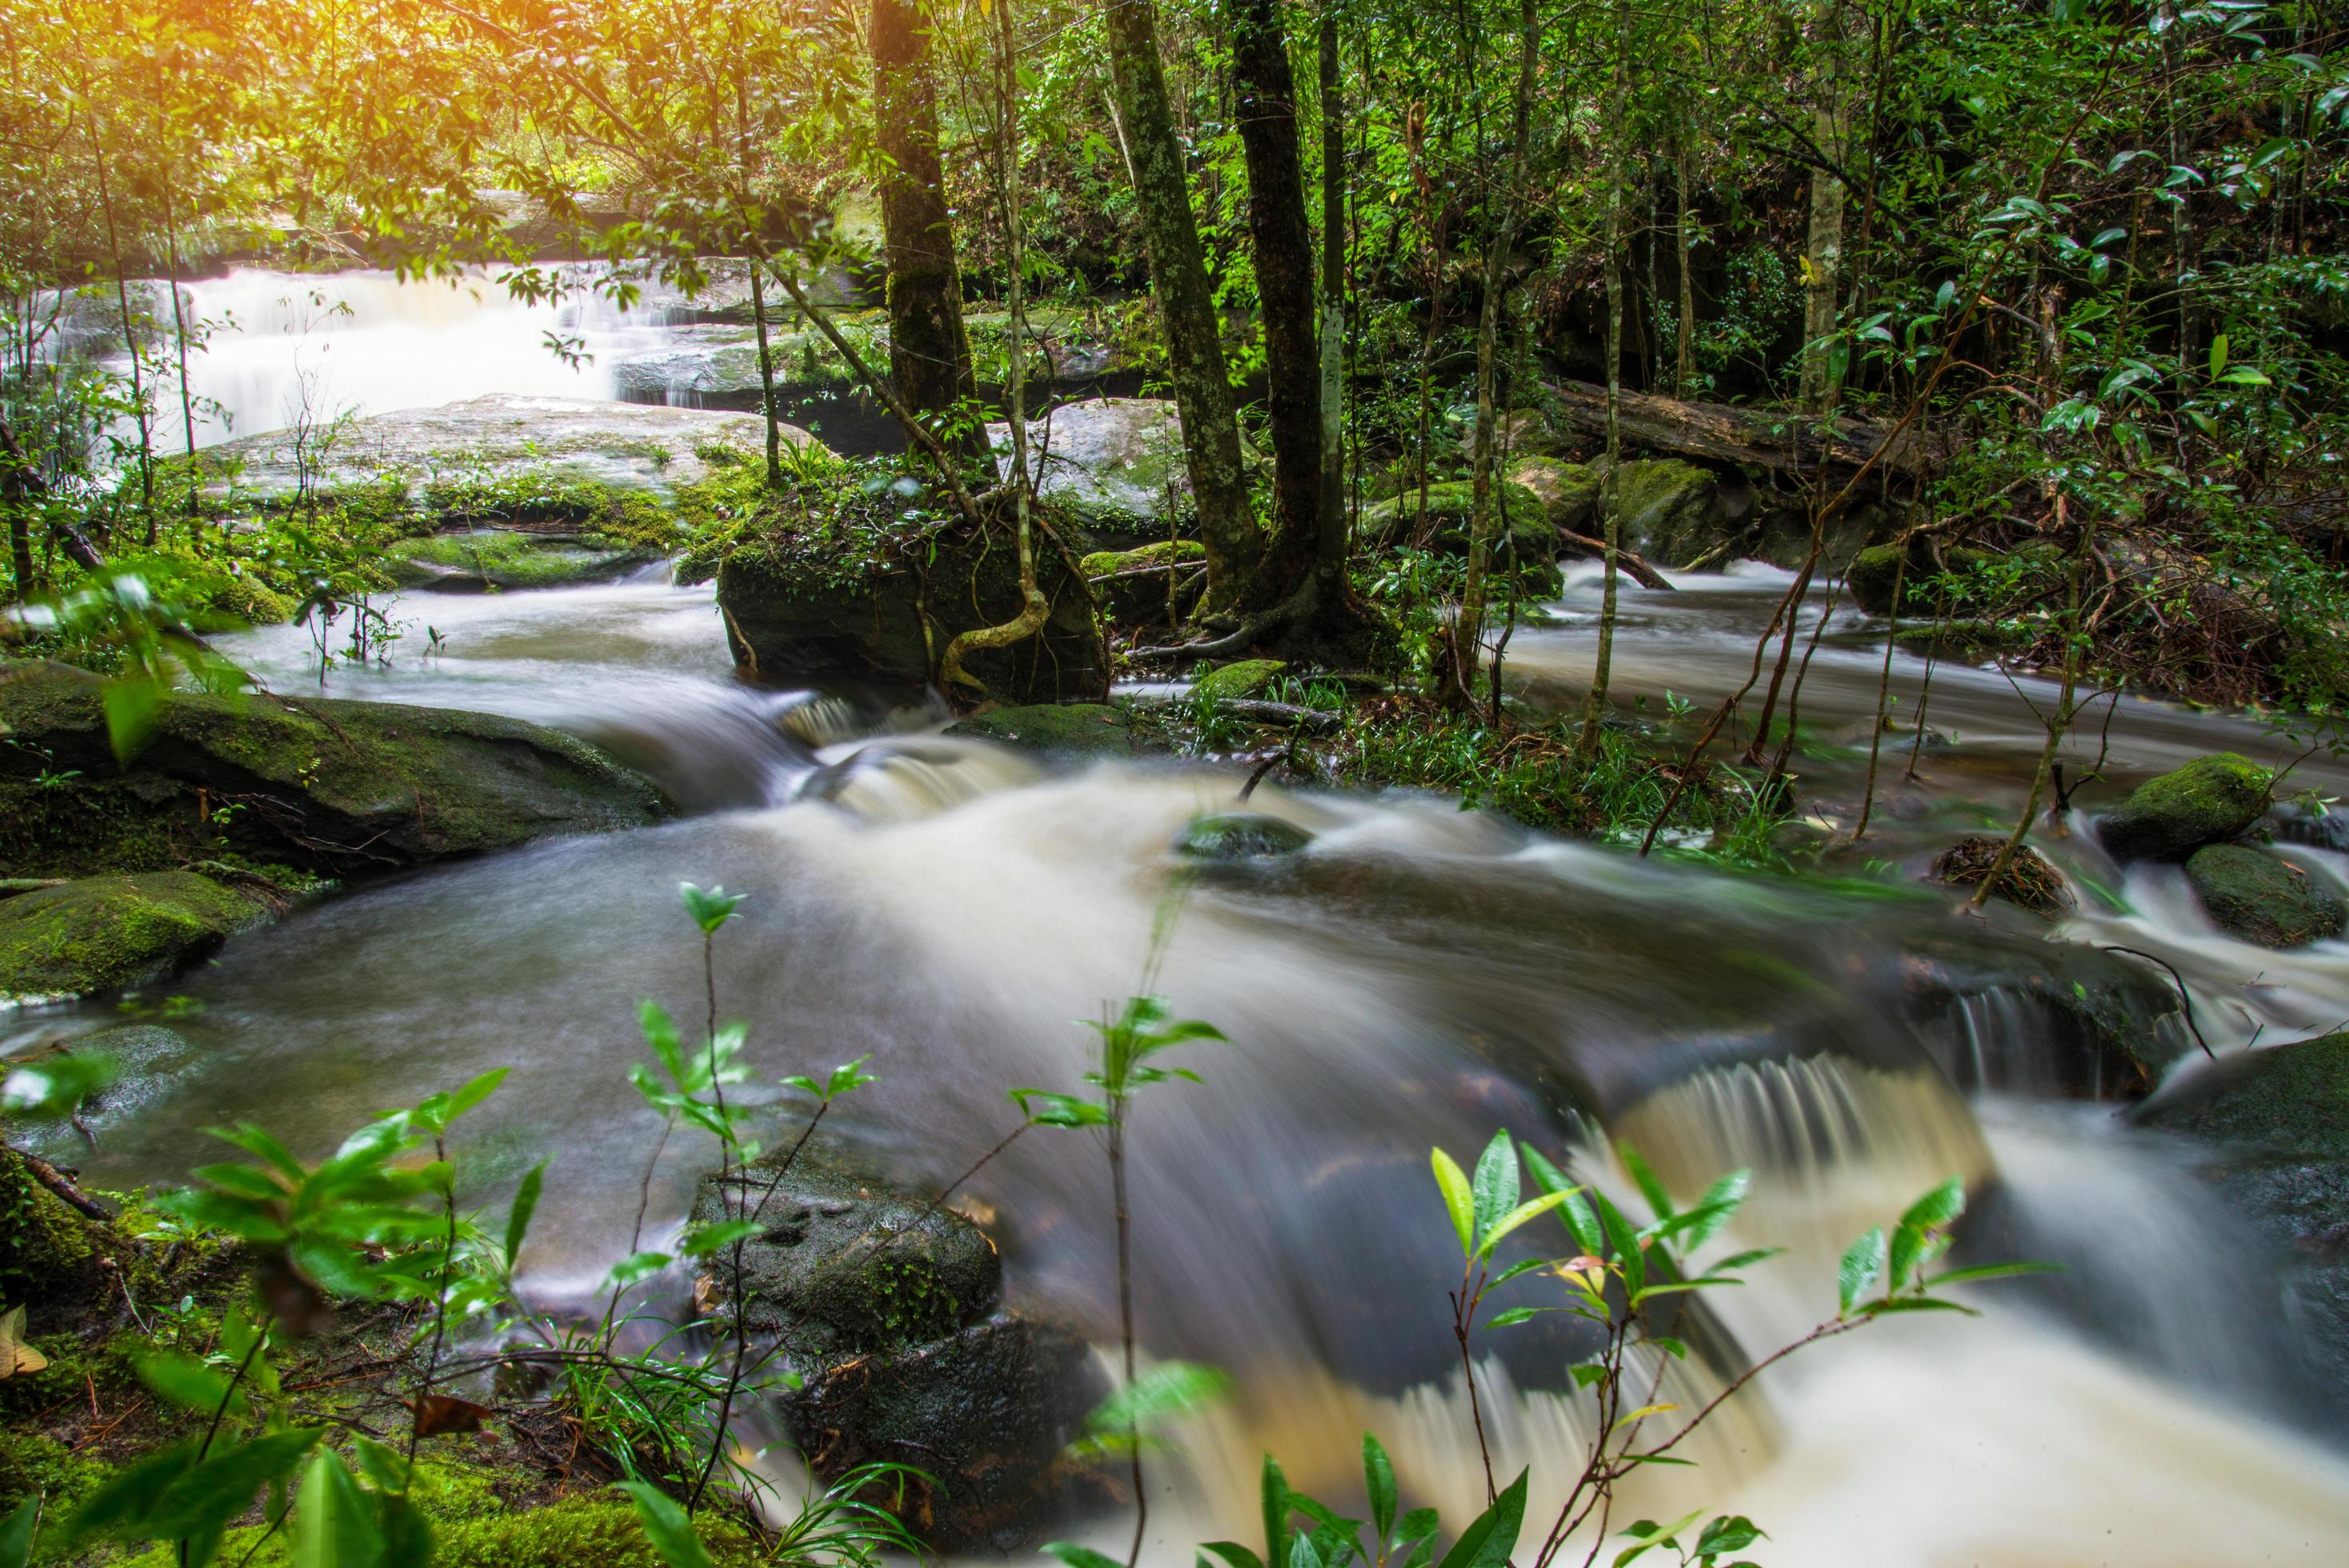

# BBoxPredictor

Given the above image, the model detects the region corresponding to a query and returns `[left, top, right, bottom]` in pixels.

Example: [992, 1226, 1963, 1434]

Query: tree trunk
[1795, 0, 1850, 417]
[1231, 0, 1322, 596]
[869, 0, 977, 450]
[1315, 7, 1347, 601]
[1675, 128, 1696, 398]
[748, 262, 785, 490]
[1575, 73, 1630, 762]
[1102, 0, 1259, 606]
[1448, 0, 1537, 701]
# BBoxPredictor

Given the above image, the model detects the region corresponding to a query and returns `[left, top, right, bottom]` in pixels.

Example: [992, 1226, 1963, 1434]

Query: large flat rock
[203, 393, 799, 497]
[987, 396, 1190, 523]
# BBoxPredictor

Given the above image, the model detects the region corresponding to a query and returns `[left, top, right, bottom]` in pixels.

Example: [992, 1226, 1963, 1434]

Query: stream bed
[14, 562, 2349, 1563]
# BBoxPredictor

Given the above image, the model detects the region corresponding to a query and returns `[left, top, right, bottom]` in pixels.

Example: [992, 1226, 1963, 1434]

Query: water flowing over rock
[0, 660, 670, 881]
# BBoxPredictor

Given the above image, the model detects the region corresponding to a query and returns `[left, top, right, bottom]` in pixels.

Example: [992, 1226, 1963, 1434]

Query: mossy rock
[1175, 812, 1314, 860]
[0, 660, 670, 879]
[1079, 538, 1206, 624]
[1844, 542, 1910, 615]
[787, 1313, 1106, 1554]
[1602, 459, 1734, 568]
[942, 702, 1149, 756]
[1193, 658, 1287, 702]
[2184, 844, 2347, 948]
[715, 514, 1105, 702]
[0, 1146, 115, 1318]
[1358, 480, 1559, 561]
[1507, 456, 1601, 531]
[0, 1426, 107, 1519]
[0, 871, 267, 1001]
[122, 1491, 774, 1568]
[383, 527, 660, 592]
[690, 1149, 1000, 1356]
[2097, 753, 2272, 862]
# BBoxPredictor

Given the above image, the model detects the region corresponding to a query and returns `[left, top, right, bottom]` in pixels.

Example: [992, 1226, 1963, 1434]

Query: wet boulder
[2134, 1033, 2349, 1402]
[2184, 844, 2346, 948]
[690, 1151, 1102, 1551]
[1602, 459, 1737, 567]
[1079, 539, 1205, 624]
[714, 518, 1106, 702]
[1174, 812, 1314, 861]
[0, 873, 267, 1002]
[2097, 753, 2272, 862]
[0, 660, 670, 880]
[988, 398, 1194, 540]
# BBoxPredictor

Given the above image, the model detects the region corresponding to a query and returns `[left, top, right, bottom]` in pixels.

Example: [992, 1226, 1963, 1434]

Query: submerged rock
[2097, 753, 2272, 862]
[382, 528, 660, 592]
[1602, 459, 1735, 566]
[2135, 1033, 2349, 1402]
[942, 703, 1149, 756]
[2184, 844, 2346, 948]
[0, 660, 670, 879]
[1175, 812, 1314, 860]
[1927, 836, 2071, 917]
[0, 873, 266, 1001]
[691, 1151, 1101, 1551]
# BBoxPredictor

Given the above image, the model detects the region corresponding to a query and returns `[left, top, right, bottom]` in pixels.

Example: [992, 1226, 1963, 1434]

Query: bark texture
[870, 0, 977, 444]
[1102, 0, 1259, 602]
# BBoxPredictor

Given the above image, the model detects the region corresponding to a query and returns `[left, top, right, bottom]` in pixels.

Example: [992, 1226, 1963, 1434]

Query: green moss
[1079, 539, 1205, 623]
[942, 703, 1150, 755]
[1359, 481, 1558, 559]
[0, 1428, 107, 1518]
[0, 661, 669, 880]
[1506, 456, 1601, 529]
[0, 871, 266, 1001]
[383, 528, 658, 592]
[1078, 538, 1206, 578]
[2184, 843, 2347, 947]
[2141, 1031, 2349, 1158]
[1175, 812, 1314, 859]
[2099, 752, 2273, 861]
[1193, 658, 1287, 701]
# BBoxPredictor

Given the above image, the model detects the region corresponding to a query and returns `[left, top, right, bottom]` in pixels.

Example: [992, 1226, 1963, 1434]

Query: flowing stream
[28, 281, 2349, 1561]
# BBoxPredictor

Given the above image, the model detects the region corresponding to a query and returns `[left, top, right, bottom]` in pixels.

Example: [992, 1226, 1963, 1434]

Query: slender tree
[870, 0, 978, 450]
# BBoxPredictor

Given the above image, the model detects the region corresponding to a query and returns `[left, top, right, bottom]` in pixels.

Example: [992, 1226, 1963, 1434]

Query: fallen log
[1541, 379, 1933, 481]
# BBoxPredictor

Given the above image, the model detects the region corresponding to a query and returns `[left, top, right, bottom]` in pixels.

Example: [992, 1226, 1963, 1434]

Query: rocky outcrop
[1174, 812, 1314, 860]
[202, 394, 779, 498]
[987, 398, 1195, 535]
[1192, 659, 1287, 702]
[2184, 844, 2347, 948]
[382, 528, 661, 592]
[715, 522, 1106, 702]
[691, 1150, 1102, 1552]
[2096, 754, 2272, 862]
[0, 660, 670, 880]
[0, 873, 268, 1002]
[1507, 456, 1602, 530]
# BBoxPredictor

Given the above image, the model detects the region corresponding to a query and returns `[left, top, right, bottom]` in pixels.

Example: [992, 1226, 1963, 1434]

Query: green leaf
[1487, 1258, 1549, 1289]
[136, 1350, 248, 1420]
[2209, 333, 2229, 376]
[1479, 1192, 1571, 1258]
[1431, 1147, 1475, 1260]
[291, 1450, 380, 1568]
[145, 1429, 326, 1541]
[1923, 1261, 2063, 1290]
[1593, 1190, 1646, 1298]
[1839, 1226, 1887, 1317]
[2217, 366, 2271, 386]
[1083, 1361, 1233, 1434]
[1469, 1131, 1520, 1248]
[1363, 1434, 1397, 1542]
[1899, 1178, 1967, 1233]
[66, 1442, 198, 1538]
[614, 1482, 711, 1568]
[678, 1219, 762, 1258]
[1045, 1546, 1130, 1568]
[679, 882, 746, 936]
[505, 1159, 547, 1267]
[0, 1494, 36, 1568]
[1261, 1451, 1290, 1568]
[1619, 1145, 1674, 1220]
[1431, 1468, 1527, 1568]
[602, 1251, 673, 1293]
[1696, 1516, 1765, 1557]
[1202, 1546, 1267, 1568]
[1484, 1306, 1543, 1328]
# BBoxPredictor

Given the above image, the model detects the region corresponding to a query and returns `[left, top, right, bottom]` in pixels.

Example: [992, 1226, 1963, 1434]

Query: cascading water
[22, 266, 2349, 1555]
